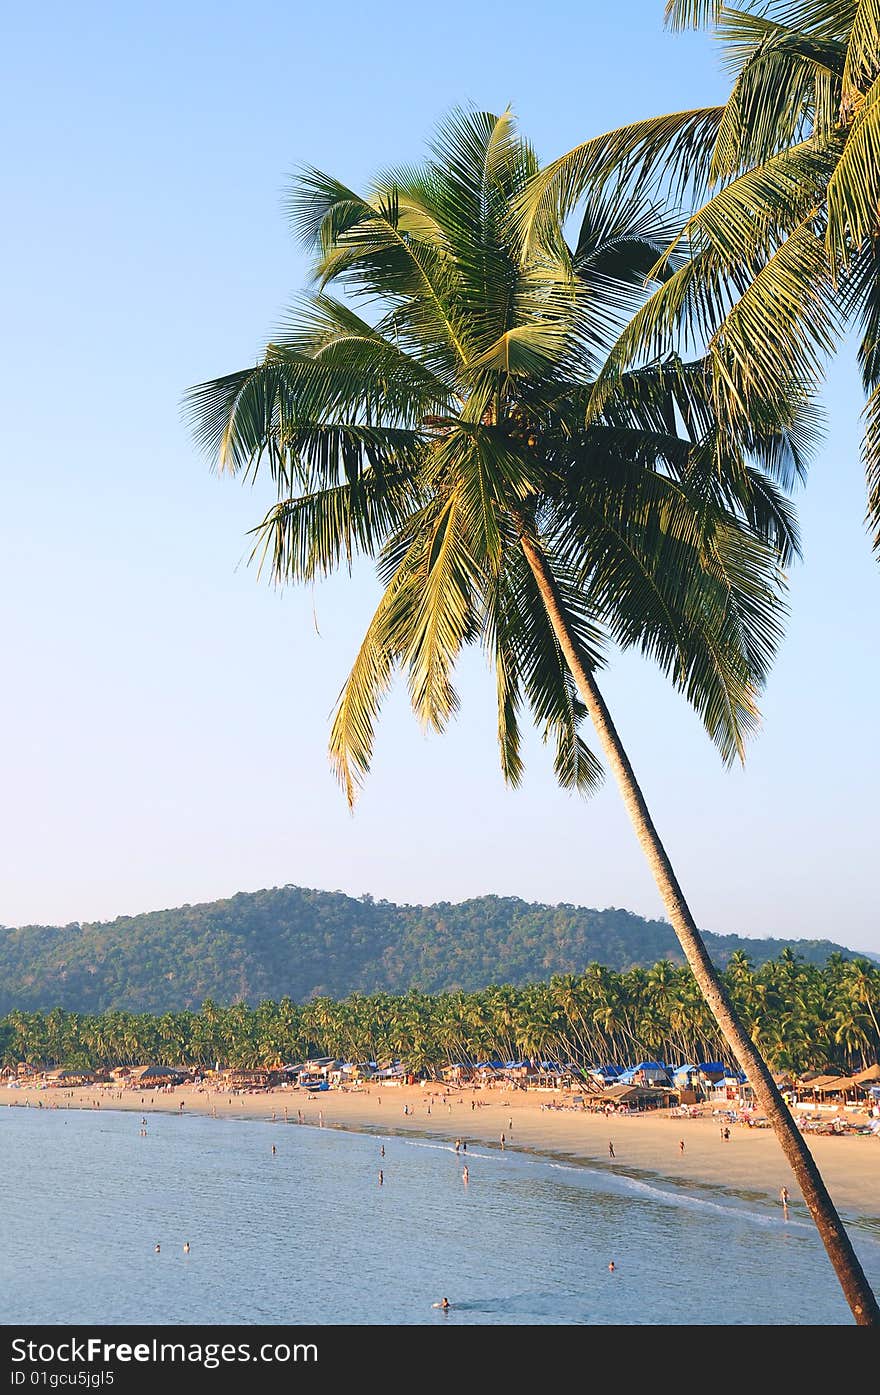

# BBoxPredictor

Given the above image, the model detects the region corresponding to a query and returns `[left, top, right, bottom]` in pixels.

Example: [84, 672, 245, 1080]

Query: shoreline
[7, 1082, 879, 1224]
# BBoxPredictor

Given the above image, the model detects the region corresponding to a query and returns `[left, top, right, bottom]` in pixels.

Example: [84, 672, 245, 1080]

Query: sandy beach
[7, 1081, 878, 1222]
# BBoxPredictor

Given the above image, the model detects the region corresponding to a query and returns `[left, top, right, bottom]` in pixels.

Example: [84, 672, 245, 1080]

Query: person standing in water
[462, 1166, 469, 1184]
[183, 1242, 190, 1254]
[378, 1170, 384, 1185]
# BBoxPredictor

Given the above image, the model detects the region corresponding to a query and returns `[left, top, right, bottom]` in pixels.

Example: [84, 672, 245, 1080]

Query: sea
[2, 1104, 879, 1326]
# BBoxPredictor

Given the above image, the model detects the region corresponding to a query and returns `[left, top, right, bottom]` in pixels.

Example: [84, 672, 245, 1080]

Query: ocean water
[2, 1105, 878, 1325]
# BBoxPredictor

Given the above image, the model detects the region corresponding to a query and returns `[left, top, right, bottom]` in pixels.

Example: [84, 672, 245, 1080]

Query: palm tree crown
[188, 107, 804, 798]
[517, 2, 880, 547]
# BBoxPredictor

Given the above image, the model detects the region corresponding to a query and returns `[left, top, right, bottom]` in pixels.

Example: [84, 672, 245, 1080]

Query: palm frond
[248, 457, 423, 584]
[842, 0, 880, 100]
[863, 381, 880, 548]
[512, 108, 725, 254]
[328, 560, 416, 807]
[664, 0, 722, 28]
[402, 488, 480, 730]
[826, 72, 880, 268]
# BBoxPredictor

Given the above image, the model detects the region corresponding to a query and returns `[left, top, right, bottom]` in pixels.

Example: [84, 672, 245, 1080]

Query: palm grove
[4, 950, 879, 1075]
[184, 3, 879, 1322]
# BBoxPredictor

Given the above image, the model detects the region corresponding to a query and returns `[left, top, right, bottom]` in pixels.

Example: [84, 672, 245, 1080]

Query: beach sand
[7, 1081, 879, 1220]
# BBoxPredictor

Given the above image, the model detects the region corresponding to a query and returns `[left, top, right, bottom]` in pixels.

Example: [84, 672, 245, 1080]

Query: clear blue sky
[2, 2, 878, 952]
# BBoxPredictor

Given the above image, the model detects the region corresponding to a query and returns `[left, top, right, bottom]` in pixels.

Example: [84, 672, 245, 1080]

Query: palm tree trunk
[517, 523, 880, 1326]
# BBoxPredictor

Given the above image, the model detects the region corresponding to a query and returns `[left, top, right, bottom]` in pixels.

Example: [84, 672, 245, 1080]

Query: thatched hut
[134, 1065, 189, 1088]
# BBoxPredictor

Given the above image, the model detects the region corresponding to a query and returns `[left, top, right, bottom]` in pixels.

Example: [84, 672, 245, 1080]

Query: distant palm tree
[517, 0, 880, 548]
[186, 108, 876, 1321]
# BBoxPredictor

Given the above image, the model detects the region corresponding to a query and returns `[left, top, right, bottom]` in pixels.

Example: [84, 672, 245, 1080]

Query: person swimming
[155, 1243, 161, 1254]
[608, 1261, 615, 1272]
[432, 1297, 451, 1310]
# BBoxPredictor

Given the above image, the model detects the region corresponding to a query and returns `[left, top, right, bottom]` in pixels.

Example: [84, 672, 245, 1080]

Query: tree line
[3, 951, 877, 1075]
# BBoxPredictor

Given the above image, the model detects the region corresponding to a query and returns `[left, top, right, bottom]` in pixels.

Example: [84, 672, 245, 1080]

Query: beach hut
[587, 1065, 623, 1087]
[697, 1062, 732, 1085]
[811, 1075, 864, 1103]
[135, 1065, 188, 1088]
[601, 1084, 674, 1112]
[707, 1074, 745, 1103]
[46, 1069, 96, 1088]
[617, 1061, 672, 1088]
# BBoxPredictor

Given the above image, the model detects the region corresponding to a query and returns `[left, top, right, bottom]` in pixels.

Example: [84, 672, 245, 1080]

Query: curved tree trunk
[517, 525, 880, 1326]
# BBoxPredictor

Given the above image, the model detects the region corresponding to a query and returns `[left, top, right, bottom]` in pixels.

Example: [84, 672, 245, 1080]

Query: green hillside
[0, 885, 866, 1013]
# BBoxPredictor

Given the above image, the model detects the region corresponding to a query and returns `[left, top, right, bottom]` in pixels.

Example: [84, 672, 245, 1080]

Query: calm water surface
[2, 1105, 878, 1325]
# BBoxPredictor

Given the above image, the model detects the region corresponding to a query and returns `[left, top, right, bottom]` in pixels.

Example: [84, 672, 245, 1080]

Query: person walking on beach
[679, 1139, 685, 1153]
[500, 1132, 505, 1149]
[608, 1141, 615, 1159]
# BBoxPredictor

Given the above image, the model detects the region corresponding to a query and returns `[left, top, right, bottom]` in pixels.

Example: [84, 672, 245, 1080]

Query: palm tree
[186, 108, 876, 1322]
[517, 1, 880, 547]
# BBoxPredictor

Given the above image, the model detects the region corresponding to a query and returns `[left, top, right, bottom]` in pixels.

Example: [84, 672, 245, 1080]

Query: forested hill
[0, 886, 869, 1014]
